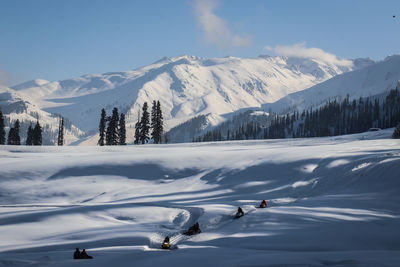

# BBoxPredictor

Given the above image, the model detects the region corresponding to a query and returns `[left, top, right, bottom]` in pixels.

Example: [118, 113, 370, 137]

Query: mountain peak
[12, 79, 50, 90]
[153, 54, 203, 65]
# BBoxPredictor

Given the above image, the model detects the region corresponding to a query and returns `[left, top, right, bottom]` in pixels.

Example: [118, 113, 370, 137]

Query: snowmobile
[258, 200, 267, 208]
[234, 207, 244, 219]
[161, 236, 170, 249]
[184, 222, 201, 235]
[80, 249, 93, 259]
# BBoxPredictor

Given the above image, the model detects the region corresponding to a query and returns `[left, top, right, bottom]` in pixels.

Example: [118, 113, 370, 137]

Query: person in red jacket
[259, 200, 267, 208]
[80, 249, 93, 259]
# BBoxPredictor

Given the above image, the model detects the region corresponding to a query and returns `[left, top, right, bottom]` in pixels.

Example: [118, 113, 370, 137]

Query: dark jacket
[73, 248, 81, 259]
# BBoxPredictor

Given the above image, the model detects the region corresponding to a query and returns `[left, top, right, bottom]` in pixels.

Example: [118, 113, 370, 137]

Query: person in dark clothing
[235, 207, 244, 218]
[164, 236, 170, 243]
[259, 200, 267, 208]
[185, 222, 201, 235]
[73, 248, 81, 259]
[162, 236, 170, 249]
[80, 249, 93, 259]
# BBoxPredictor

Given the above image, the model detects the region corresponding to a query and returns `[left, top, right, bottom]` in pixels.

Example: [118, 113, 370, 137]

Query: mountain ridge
[1, 54, 381, 145]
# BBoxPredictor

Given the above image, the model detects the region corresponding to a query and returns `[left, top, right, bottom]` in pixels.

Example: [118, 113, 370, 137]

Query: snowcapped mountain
[4, 54, 369, 145]
[0, 86, 85, 145]
[263, 55, 400, 114]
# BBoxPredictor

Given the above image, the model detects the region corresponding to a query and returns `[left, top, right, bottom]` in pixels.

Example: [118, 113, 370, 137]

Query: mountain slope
[9, 55, 365, 144]
[0, 86, 85, 145]
[263, 55, 400, 114]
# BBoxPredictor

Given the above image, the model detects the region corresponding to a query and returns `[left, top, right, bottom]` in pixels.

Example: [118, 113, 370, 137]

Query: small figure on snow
[73, 248, 81, 259]
[162, 236, 170, 249]
[185, 222, 201, 235]
[80, 249, 93, 259]
[235, 207, 244, 218]
[259, 199, 267, 208]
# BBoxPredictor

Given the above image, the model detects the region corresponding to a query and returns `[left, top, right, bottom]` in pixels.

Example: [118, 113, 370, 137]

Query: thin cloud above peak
[264, 42, 353, 67]
[0, 70, 11, 87]
[193, 0, 251, 49]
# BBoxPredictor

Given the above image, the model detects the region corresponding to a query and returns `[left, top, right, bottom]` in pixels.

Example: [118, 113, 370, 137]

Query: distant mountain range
[1, 53, 399, 145]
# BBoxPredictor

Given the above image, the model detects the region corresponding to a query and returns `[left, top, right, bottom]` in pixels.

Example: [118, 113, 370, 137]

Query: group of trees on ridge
[0, 110, 65, 146]
[98, 100, 163, 146]
[98, 107, 126, 146]
[194, 88, 400, 142]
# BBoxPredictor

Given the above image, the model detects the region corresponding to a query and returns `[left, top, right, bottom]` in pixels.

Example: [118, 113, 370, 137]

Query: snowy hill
[263, 55, 400, 114]
[0, 130, 399, 266]
[0, 86, 85, 145]
[6, 54, 367, 144]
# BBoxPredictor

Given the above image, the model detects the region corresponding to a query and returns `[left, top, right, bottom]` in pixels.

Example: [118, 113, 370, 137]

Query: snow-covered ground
[0, 129, 399, 266]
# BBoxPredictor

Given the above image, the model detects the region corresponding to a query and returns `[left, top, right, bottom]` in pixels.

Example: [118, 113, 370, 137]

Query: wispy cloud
[0, 70, 11, 87]
[193, 0, 251, 49]
[264, 42, 352, 67]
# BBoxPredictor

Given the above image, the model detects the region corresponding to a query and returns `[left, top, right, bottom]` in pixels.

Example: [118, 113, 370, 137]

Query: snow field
[0, 129, 399, 266]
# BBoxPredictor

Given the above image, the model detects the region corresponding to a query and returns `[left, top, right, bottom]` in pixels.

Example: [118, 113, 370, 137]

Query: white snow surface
[0, 129, 399, 266]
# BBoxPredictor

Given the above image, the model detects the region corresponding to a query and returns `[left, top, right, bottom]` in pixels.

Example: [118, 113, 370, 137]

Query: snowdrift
[0, 129, 399, 266]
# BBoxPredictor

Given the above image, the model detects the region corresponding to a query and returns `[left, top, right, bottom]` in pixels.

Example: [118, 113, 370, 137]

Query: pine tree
[26, 124, 34, 145]
[106, 107, 119, 145]
[14, 119, 21, 145]
[156, 100, 163, 143]
[7, 128, 14, 145]
[134, 111, 140, 145]
[119, 113, 126, 145]
[150, 100, 164, 144]
[7, 120, 21, 145]
[139, 102, 150, 144]
[151, 100, 157, 142]
[57, 117, 64, 146]
[0, 109, 5, 145]
[33, 120, 42, 146]
[98, 108, 107, 146]
[393, 125, 400, 139]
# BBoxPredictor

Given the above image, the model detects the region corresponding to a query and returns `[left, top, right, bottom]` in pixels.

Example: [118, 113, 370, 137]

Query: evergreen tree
[7, 120, 21, 145]
[151, 100, 157, 142]
[33, 120, 42, 146]
[139, 102, 150, 144]
[156, 100, 163, 143]
[7, 128, 14, 145]
[26, 124, 34, 145]
[106, 108, 119, 145]
[393, 125, 400, 139]
[119, 113, 126, 145]
[0, 109, 5, 145]
[134, 111, 140, 145]
[98, 108, 107, 146]
[57, 117, 64, 146]
[151, 100, 164, 144]
[13, 119, 21, 145]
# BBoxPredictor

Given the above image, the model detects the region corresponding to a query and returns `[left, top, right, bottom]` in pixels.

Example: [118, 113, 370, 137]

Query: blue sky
[0, 0, 399, 85]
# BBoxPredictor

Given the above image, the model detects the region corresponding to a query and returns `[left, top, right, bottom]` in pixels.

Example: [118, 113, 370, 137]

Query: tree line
[97, 100, 163, 145]
[194, 88, 400, 142]
[0, 111, 65, 146]
[266, 88, 400, 139]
